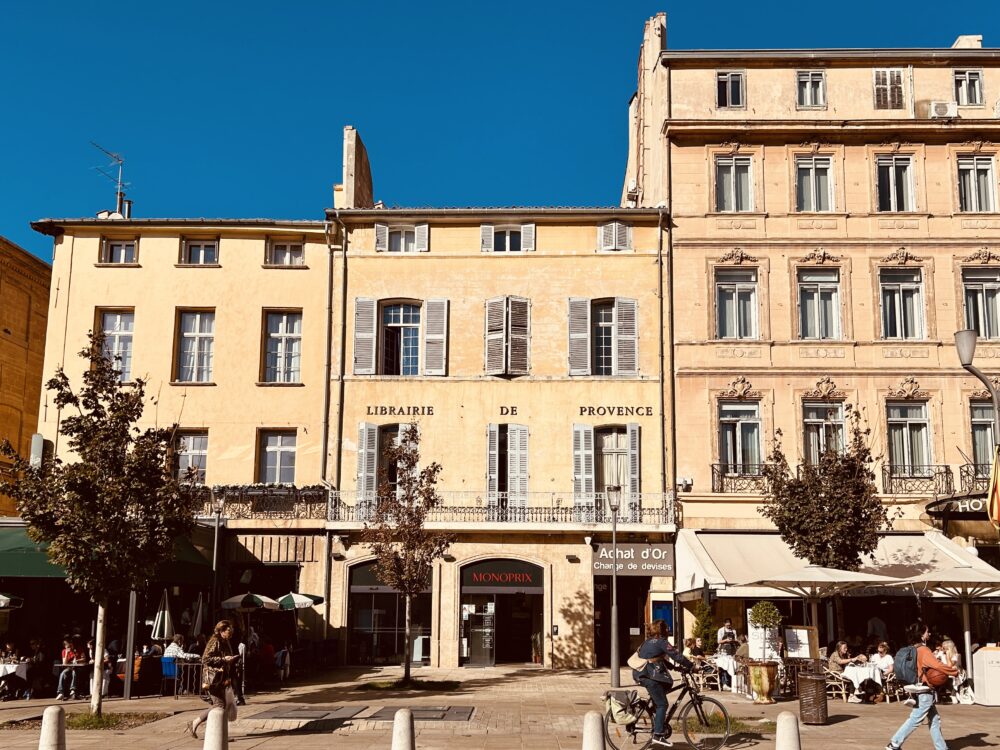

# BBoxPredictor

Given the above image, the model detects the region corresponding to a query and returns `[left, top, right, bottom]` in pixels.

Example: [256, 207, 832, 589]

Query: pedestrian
[185, 620, 239, 739]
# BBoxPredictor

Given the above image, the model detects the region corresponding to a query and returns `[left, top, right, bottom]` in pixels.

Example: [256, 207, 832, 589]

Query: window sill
[169, 381, 217, 387]
[94, 263, 141, 268]
[794, 105, 828, 112]
[710, 339, 766, 344]
[794, 211, 848, 218]
[954, 211, 1000, 217]
[175, 263, 222, 268]
[261, 264, 310, 270]
[873, 212, 930, 217]
[255, 381, 305, 387]
[706, 212, 767, 218]
[957, 104, 987, 109]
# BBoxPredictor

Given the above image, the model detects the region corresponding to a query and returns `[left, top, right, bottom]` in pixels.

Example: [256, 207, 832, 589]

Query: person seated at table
[682, 638, 695, 658]
[141, 639, 163, 657]
[828, 640, 868, 703]
[164, 635, 200, 661]
[1, 641, 19, 661]
[56, 637, 87, 701]
[691, 637, 707, 660]
[735, 635, 750, 660]
[25, 639, 46, 699]
[870, 642, 894, 676]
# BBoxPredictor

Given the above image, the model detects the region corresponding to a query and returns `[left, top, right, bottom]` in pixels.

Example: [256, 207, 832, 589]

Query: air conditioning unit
[930, 101, 958, 119]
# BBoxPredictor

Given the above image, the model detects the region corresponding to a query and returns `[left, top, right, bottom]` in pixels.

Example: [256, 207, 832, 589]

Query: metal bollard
[581, 710, 606, 750]
[776, 710, 801, 750]
[390, 708, 415, 750]
[203, 707, 228, 750]
[38, 706, 66, 750]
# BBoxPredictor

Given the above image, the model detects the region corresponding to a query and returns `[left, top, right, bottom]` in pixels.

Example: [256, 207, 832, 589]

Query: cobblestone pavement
[0, 666, 997, 749]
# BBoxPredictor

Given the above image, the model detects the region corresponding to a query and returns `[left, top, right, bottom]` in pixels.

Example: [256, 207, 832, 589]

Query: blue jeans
[57, 667, 78, 695]
[638, 677, 669, 736]
[719, 668, 732, 688]
[890, 691, 947, 750]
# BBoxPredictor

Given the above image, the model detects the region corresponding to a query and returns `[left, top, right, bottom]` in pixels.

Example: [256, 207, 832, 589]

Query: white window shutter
[415, 223, 429, 252]
[480, 224, 495, 253]
[615, 222, 632, 251]
[507, 296, 531, 375]
[521, 223, 536, 252]
[627, 422, 641, 499]
[508, 424, 529, 504]
[614, 297, 639, 376]
[599, 223, 616, 252]
[357, 422, 378, 498]
[486, 423, 499, 505]
[484, 297, 507, 375]
[568, 297, 592, 375]
[374, 223, 389, 253]
[353, 298, 377, 375]
[422, 298, 449, 376]
[572, 423, 595, 503]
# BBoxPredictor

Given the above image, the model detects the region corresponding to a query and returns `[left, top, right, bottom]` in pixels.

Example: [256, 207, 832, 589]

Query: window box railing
[881, 465, 954, 495]
[959, 463, 991, 494]
[711, 464, 769, 493]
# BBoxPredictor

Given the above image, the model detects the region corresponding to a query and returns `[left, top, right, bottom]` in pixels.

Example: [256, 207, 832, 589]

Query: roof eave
[659, 48, 1000, 66]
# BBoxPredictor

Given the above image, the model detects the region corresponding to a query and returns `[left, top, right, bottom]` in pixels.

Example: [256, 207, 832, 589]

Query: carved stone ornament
[718, 248, 758, 265]
[801, 247, 841, 265]
[887, 376, 929, 400]
[799, 140, 830, 155]
[802, 376, 846, 400]
[880, 247, 923, 265]
[719, 140, 742, 155]
[962, 140, 994, 154]
[971, 376, 1000, 400]
[961, 247, 1000, 264]
[718, 375, 762, 400]
[880, 139, 911, 154]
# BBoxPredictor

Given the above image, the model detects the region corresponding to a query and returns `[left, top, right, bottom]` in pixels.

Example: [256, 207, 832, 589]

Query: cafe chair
[882, 673, 905, 703]
[824, 669, 850, 702]
[160, 657, 177, 696]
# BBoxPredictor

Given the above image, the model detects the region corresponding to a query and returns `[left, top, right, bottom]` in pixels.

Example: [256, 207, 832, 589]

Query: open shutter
[486, 423, 499, 505]
[615, 222, 632, 251]
[568, 297, 592, 375]
[874, 70, 888, 109]
[422, 298, 448, 376]
[572, 423, 595, 504]
[507, 296, 531, 375]
[374, 223, 389, 253]
[480, 224, 495, 253]
[598, 223, 616, 252]
[484, 297, 507, 375]
[521, 223, 536, 252]
[353, 298, 377, 375]
[508, 424, 529, 505]
[415, 223, 429, 252]
[614, 297, 638, 376]
[889, 70, 903, 109]
[627, 422, 641, 499]
[357, 422, 378, 498]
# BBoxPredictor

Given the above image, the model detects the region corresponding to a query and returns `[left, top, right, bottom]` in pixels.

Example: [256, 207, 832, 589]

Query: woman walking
[186, 620, 239, 739]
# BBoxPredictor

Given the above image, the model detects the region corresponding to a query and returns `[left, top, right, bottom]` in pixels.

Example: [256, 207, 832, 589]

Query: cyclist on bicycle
[631, 619, 696, 748]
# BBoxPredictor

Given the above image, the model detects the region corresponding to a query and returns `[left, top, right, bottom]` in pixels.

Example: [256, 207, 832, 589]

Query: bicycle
[604, 670, 731, 750]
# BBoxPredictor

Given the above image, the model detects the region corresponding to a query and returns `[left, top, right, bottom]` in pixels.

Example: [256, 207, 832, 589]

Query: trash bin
[799, 673, 828, 725]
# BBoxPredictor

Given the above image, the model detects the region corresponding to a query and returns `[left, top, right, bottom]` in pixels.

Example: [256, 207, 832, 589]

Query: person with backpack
[886, 621, 958, 750]
[630, 619, 696, 748]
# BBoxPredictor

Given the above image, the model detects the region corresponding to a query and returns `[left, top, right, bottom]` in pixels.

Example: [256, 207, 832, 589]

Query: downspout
[330, 211, 349, 489]
[664, 59, 678, 513]
[657, 209, 667, 497]
[320, 219, 338, 640]
[54, 234, 76, 456]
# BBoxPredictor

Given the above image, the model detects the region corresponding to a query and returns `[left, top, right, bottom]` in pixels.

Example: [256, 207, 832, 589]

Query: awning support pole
[123, 590, 137, 700]
[962, 599, 974, 683]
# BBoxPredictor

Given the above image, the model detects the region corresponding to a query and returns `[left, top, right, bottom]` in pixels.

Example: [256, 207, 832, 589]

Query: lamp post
[606, 485, 622, 688]
[211, 490, 225, 615]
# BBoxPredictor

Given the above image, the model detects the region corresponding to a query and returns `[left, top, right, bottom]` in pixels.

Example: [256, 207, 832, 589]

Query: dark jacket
[633, 637, 694, 684]
[201, 635, 233, 693]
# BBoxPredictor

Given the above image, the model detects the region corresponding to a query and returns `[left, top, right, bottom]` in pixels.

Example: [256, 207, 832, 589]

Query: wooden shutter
[508, 424, 529, 504]
[507, 296, 531, 375]
[357, 422, 378, 496]
[598, 223, 616, 252]
[627, 423, 641, 498]
[422, 298, 449, 376]
[353, 298, 377, 375]
[415, 223, 429, 252]
[484, 297, 507, 375]
[615, 222, 631, 251]
[374, 223, 389, 252]
[568, 297, 592, 375]
[521, 223, 536, 252]
[572, 423, 595, 502]
[486, 423, 499, 504]
[874, 70, 888, 109]
[889, 70, 903, 109]
[480, 224, 495, 253]
[614, 297, 638, 376]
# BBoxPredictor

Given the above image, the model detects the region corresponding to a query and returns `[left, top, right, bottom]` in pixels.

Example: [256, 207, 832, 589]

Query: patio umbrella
[221, 592, 280, 611]
[0, 593, 24, 609]
[189, 592, 205, 637]
[277, 592, 324, 610]
[151, 588, 175, 641]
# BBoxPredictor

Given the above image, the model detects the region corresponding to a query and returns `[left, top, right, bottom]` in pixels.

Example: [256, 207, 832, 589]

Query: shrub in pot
[747, 601, 783, 704]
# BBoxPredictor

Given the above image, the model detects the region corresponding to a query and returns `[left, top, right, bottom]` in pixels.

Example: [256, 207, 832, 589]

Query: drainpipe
[329, 211, 349, 489]
[657, 209, 667, 498]
[54, 234, 76, 455]
[664, 59, 678, 516]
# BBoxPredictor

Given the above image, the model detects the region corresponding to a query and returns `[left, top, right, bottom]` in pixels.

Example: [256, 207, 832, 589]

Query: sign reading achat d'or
[591, 543, 674, 577]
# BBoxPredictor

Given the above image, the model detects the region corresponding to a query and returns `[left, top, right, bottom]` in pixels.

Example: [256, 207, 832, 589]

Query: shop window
[487, 423, 528, 507]
[348, 560, 431, 666]
[460, 559, 543, 667]
[567, 297, 638, 376]
[353, 298, 448, 376]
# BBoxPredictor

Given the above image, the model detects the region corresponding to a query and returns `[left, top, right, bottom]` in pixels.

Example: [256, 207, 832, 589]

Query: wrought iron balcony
[194, 484, 328, 520]
[959, 463, 991, 494]
[881, 465, 954, 495]
[711, 464, 768, 494]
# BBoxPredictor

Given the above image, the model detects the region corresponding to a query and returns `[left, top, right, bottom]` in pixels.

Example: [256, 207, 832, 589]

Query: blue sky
[4, 1, 998, 261]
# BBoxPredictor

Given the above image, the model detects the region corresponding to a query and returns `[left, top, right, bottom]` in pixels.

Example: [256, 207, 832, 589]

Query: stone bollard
[390, 708, 415, 750]
[581, 710, 605, 750]
[776, 710, 801, 750]
[38, 706, 66, 750]
[203, 707, 228, 750]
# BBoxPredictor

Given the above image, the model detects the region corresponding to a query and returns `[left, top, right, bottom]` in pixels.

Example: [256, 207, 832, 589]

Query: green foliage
[759, 406, 890, 571]
[691, 598, 718, 655]
[748, 600, 783, 630]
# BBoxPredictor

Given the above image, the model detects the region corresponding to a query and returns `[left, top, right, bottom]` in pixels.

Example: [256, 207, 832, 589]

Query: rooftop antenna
[90, 141, 131, 216]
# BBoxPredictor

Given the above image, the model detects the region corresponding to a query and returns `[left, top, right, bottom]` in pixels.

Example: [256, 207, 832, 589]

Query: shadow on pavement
[950, 733, 999, 750]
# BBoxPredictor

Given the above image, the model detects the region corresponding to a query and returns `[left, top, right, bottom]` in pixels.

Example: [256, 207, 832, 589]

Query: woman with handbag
[186, 620, 239, 739]
[629, 620, 695, 748]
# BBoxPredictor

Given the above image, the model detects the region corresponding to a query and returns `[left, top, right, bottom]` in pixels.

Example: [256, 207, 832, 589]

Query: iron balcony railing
[711, 464, 769, 494]
[881, 465, 954, 495]
[959, 463, 991, 494]
[194, 485, 328, 520]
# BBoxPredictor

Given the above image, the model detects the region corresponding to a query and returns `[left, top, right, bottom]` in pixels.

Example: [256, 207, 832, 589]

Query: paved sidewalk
[1, 666, 997, 749]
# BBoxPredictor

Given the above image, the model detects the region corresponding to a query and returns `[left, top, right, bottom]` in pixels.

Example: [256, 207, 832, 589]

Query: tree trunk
[90, 600, 107, 716]
[402, 594, 412, 685]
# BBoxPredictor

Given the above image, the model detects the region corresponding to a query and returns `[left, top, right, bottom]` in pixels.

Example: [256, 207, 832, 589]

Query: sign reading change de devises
[591, 543, 674, 576]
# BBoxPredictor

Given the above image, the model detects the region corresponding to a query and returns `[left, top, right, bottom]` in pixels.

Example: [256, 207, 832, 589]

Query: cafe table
[0, 662, 29, 680]
[842, 662, 883, 691]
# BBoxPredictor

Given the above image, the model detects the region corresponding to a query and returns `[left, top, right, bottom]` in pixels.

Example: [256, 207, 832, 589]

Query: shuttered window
[357, 422, 379, 497]
[484, 296, 531, 376]
[486, 423, 528, 505]
[874, 69, 904, 110]
[375, 223, 429, 252]
[568, 298, 638, 376]
[574, 423, 640, 505]
[353, 298, 449, 376]
[572, 424, 596, 503]
[422, 298, 449, 375]
[598, 222, 632, 252]
[480, 224, 536, 252]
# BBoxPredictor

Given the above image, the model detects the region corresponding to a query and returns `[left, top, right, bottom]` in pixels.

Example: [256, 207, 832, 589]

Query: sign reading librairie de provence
[591, 543, 674, 577]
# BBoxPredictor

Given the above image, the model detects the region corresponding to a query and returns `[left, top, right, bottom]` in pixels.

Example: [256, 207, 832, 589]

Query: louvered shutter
[480, 224, 495, 253]
[422, 298, 449, 376]
[353, 298, 377, 375]
[889, 70, 903, 109]
[874, 70, 888, 109]
[627, 422, 641, 499]
[357, 422, 378, 499]
[568, 297, 592, 375]
[615, 222, 631, 251]
[507, 296, 531, 375]
[508, 424, 529, 505]
[572, 423, 595, 503]
[486, 423, 499, 505]
[415, 223, 429, 252]
[374, 223, 389, 252]
[598, 223, 616, 252]
[614, 297, 638, 376]
[484, 297, 507, 375]
[521, 223, 536, 252]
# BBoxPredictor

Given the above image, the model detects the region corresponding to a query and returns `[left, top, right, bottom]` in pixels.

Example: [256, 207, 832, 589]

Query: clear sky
[4, 1, 999, 261]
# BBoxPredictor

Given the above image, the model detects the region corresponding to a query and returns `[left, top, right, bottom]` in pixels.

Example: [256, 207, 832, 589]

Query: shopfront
[348, 560, 432, 666]
[460, 559, 544, 666]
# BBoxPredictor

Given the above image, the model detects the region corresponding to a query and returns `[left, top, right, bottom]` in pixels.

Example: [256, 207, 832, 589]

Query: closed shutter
[486, 423, 499, 504]
[614, 297, 638, 376]
[568, 297, 592, 375]
[353, 298, 377, 375]
[480, 224, 495, 253]
[374, 223, 389, 252]
[889, 70, 903, 109]
[422, 298, 449, 376]
[615, 222, 632, 251]
[485, 297, 507, 375]
[357, 422, 378, 498]
[572, 423, 595, 503]
[598, 223, 616, 252]
[415, 223, 429, 252]
[508, 296, 531, 375]
[521, 223, 536, 252]
[508, 424, 529, 505]
[874, 70, 888, 109]
[627, 423, 641, 499]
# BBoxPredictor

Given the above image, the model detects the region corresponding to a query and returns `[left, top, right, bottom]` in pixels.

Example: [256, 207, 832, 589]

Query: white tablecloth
[843, 663, 882, 689]
[714, 654, 737, 677]
[0, 663, 29, 680]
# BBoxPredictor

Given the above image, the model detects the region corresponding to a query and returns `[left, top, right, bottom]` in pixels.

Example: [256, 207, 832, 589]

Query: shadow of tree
[950, 733, 1000, 750]
[552, 589, 595, 670]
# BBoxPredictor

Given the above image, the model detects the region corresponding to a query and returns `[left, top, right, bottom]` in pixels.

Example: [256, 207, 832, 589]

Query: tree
[0, 332, 200, 714]
[360, 424, 453, 685]
[690, 598, 718, 655]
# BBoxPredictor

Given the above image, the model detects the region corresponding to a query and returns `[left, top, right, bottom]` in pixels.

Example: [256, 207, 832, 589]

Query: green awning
[0, 527, 66, 578]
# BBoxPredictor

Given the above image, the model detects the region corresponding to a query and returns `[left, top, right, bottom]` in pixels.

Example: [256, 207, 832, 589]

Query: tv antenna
[91, 141, 130, 214]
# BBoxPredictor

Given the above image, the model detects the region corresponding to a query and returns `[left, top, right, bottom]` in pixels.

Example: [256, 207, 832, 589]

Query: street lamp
[606, 484, 622, 688]
[211, 490, 225, 615]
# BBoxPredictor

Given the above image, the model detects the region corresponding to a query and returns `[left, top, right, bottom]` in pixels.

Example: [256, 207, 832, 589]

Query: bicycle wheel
[605, 706, 654, 750]
[677, 695, 731, 750]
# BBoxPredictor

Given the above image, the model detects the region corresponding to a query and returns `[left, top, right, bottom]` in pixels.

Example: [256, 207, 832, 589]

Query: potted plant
[747, 600, 783, 704]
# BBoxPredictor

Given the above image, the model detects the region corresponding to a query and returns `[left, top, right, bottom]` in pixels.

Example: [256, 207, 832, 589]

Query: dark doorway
[595, 575, 651, 667]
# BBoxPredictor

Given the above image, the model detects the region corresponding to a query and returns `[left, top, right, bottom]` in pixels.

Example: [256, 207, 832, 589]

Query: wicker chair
[824, 669, 850, 702]
[883, 673, 906, 703]
[699, 664, 721, 691]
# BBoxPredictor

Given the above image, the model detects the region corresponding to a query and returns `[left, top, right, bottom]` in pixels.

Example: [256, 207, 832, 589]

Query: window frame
[796, 268, 841, 340]
[970, 401, 995, 473]
[379, 301, 422, 376]
[957, 155, 997, 213]
[591, 301, 615, 376]
[714, 155, 754, 213]
[97, 307, 135, 382]
[717, 400, 762, 475]
[795, 155, 835, 212]
[99, 237, 139, 265]
[257, 429, 297, 485]
[173, 308, 216, 384]
[796, 70, 827, 109]
[716, 70, 746, 109]
[885, 402, 932, 474]
[491, 227, 523, 253]
[802, 401, 845, 464]
[873, 68, 905, 110]
[175, 430, 209, 484]
[875, 154, 915, 212]
[962, 267, 1000, 339]
[261, 309, 303, 384]
[264, 238, 306, 267]
[954, 69, 984, 107]
[179, 237, 220, 266]
[879, 268, 925, 341]
[715, 268, 759, 340]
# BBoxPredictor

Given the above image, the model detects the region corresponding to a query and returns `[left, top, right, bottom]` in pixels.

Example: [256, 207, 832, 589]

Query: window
[715, 269, 758, 340]
[955, 70, 984, 106]
[598, 222, 632, 252]
[381, 303, 420, 376]
[176, 310, 215, 382]
[958, 156, 996, 213]
[876, 155, 914, 212]
[795, 156, 833, 212]
[175, 432, 208, 483]
[100, 310, 134, 381]
[266, 241, 304, 266]
[971, 402, 995, 473]
[487, 423, 528, 505]
[353, 298, 448, 376]
[716, 71, 745, 108]
[715, 156, 753, 212]
[963, 268, 1000, 339]
[797, 71, 826, 108]
[481, 224, 536, 253]
[803, 403, 844, 464]
[874, 69, 904, 110]
[259, 431, 296, 484]
[263, 311, 302, 383]
[484, 296, 530, 375]
[100, 239, 136, 264]
[879, 269, 924, 340]
[567, 298, 638, 376]
[181, 240, 218, 265]
[378, 424, 401, 492]
[357, 423, 417, 496]
[375, 223, 428, 253]
[797, 268, 840, 340]
[887, 403, 930, 475]
[494, 229, 521, 252]
[718, 402, 761, 474]
[572, 423, 640, 502]
[390, 229, 415, 253]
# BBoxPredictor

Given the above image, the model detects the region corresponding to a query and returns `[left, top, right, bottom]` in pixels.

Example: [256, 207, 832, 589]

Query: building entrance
[460, 559, 543, 666]
[594, 575, 652, 668]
